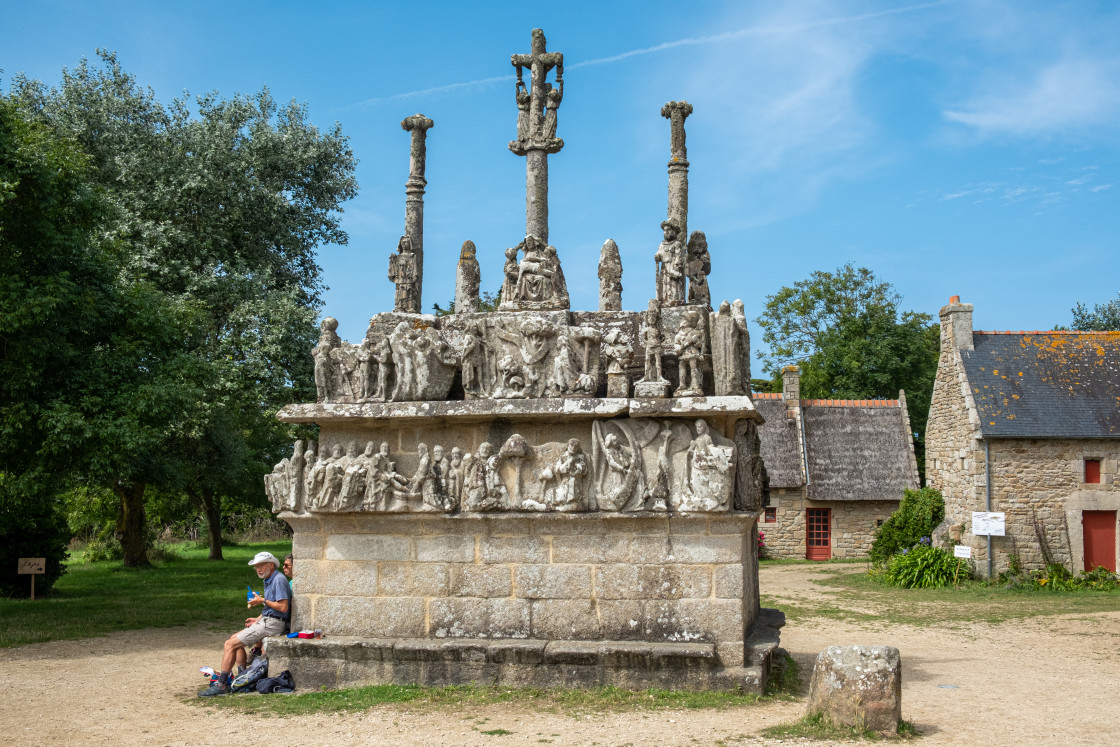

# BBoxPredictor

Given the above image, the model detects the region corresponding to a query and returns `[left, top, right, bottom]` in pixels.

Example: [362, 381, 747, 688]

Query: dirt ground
[3, 564, 1119, 746]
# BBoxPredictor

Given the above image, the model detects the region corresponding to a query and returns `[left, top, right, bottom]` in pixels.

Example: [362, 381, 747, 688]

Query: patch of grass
[820, 569, 1120, 626]
[480, 728, 513, 735]
[194, 684, 766, 716]
[0, 540, 291, 648]
[760, 713, 918, 741]
[764, 652, 802, 697]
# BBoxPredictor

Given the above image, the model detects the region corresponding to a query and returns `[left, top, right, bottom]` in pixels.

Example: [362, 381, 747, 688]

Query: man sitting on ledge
[198, 551, 291, 697]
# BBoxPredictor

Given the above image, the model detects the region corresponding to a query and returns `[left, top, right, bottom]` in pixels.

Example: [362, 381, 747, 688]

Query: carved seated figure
[516, 237, 555, 303]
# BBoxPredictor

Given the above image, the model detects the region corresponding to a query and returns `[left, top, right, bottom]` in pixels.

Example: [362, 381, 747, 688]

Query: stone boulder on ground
[807, 645, 902, 734]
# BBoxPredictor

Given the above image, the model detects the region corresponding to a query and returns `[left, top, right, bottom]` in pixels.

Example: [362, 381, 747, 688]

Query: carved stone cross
[509, 28, 564, 243]
[401, 114, 434, 308]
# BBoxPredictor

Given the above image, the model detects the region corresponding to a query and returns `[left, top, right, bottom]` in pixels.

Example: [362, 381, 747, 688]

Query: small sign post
[952, 545, 972, 585]
[18, 558, 46, 600]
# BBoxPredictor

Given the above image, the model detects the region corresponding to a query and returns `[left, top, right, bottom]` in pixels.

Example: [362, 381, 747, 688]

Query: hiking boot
[197, 681, 230, 697]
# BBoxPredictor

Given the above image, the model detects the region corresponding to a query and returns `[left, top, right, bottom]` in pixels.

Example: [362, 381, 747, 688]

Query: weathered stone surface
[326, 534, 410, 562]
[598, 238, 623, 311]
[531, 599, 602, 640]
[807, 645, 902, 734]
[449, 565, 513, 598]
[429, 598, 532, 639]
[454, 240, 481, 314]
[377, 562, 449, 597]
[515, 564, 592, 599]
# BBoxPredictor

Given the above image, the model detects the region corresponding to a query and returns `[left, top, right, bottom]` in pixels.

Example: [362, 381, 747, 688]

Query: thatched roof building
[752, 366, 919, 559]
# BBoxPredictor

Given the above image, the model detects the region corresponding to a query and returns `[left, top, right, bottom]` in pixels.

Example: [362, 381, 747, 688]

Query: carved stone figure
[655, 220, 686, 307]
[541, 79, 563, 141]
[686, 230, 711, 308]
[373, 321, 457, 402]
[591, 422, 644, 511]
[533, 438, 587, 512]
[455, 240, 481, 314]
[464, 442, 508, 511]
[679, 419, 734, 512]
[365, 441, 409, 511]
[711, 300, 750, 396]
[598, 238, 623, 311]
[646, 425, 674, 511]
[321, 443, 347, 510]
[338, 441, 373, 511]
[732, 299, 751, 390]
[674, 309, 706, 396]
[410, 443, 438, 511]
[492, 316, 557, 398]
[285, 440, 306, 512]
[460, 320, 488, 399]
[313, 317, 341, 402]
[634, 299, 670, 398]
[499, 434, 533, 505]
[305, 443, 332, 510]
[516, 237, 551, 302]
[371, 333, 393, 401]
[501, 246, 519, 305]
[447, 447, 464, 509]
[430, 445, 452, 510]
[602, 328, 634, 398]
[515, 80, 531, 143]
[388, 236, 420, 314]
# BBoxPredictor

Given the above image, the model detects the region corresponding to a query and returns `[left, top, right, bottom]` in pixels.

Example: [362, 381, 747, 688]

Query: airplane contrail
[343, 1, 948, 110]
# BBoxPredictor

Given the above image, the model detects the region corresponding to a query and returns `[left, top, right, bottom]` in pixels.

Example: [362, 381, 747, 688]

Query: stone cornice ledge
[276, 396, 761, 425]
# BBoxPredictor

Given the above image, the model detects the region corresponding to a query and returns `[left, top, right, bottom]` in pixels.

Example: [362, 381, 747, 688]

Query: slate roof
[962, 331, 1120, 439]
[754, 396, 804, 489]
[753, 393, 918, 500]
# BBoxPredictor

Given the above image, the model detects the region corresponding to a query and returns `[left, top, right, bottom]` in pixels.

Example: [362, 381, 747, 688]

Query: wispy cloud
[343, 2, 947, 110]
[944, 58, 1120, 136]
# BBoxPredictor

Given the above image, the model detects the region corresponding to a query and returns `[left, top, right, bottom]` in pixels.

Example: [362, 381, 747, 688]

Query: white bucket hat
[248, 551, 280, 568]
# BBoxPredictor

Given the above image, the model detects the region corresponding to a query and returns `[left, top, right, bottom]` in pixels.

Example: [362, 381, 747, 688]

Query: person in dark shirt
[199, 551, 291, 697]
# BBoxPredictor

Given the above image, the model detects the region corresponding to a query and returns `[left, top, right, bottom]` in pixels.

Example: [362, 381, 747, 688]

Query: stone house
[755, 366, 920, 559]
[926, 296, 1120, 576]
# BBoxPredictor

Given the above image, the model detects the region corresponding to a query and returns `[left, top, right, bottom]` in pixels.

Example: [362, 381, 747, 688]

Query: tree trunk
[188, 487, 225, 561]
[113, 480, 151, 568]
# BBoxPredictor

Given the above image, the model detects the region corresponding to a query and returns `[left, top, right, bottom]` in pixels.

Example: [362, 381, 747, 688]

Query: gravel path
[3, 564, 1118, 746]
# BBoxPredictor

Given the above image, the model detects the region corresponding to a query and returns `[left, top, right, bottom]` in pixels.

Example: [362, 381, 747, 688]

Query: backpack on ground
[255, 670, 295, 694]
[231, 656, 268, 692]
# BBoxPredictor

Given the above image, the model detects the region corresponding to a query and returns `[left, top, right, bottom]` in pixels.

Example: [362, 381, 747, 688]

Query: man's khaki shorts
[236, 614, 287, 646]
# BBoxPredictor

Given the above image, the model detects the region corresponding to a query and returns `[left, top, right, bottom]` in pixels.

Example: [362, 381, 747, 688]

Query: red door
[806, 508, 831, 561]
[1083, 511, 1116, 572]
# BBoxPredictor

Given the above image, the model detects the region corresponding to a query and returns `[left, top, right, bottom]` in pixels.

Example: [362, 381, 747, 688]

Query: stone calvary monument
[266, 29, 783, 692]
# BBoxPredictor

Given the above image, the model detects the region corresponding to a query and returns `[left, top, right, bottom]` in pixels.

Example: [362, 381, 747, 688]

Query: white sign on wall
[953, 545, 972, 559]
[972, 512, 1006, 536]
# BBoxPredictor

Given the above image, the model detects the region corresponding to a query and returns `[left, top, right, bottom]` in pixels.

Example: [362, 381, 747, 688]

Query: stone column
[401, 114, 434, 307]
[661, 101, 693, 242]
[526, 149, 549, 243]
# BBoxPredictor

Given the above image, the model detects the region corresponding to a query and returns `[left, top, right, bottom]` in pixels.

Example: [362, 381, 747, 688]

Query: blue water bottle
[246, 585, 254, 602]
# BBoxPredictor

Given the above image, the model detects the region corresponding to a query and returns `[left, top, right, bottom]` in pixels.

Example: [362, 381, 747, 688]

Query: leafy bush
[997, 563, 1120, 591]
[870, 487, 945, 565]
[885, 545, 967, 588]
[0, 474, 71, 597]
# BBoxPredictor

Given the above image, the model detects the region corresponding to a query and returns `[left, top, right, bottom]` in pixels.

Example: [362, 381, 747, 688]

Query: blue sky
[4, 0, 1118, 371]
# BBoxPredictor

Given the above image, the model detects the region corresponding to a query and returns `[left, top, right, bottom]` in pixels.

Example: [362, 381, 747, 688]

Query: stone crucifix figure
[509, 28, 564, 244]
[401, 114, 434, 309]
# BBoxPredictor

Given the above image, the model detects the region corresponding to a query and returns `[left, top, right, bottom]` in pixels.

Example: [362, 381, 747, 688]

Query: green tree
[10, 51, 356, 564]
[755, 264, 939, 476]
[1068, 293, 1120, 331]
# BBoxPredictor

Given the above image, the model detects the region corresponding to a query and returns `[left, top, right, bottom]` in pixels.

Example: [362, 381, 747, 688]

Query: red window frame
[763, 507, 776, 523]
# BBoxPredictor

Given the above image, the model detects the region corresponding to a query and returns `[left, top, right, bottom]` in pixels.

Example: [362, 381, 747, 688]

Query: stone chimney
[782, 365, 801, 406]
[939, 295, 974, 351]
